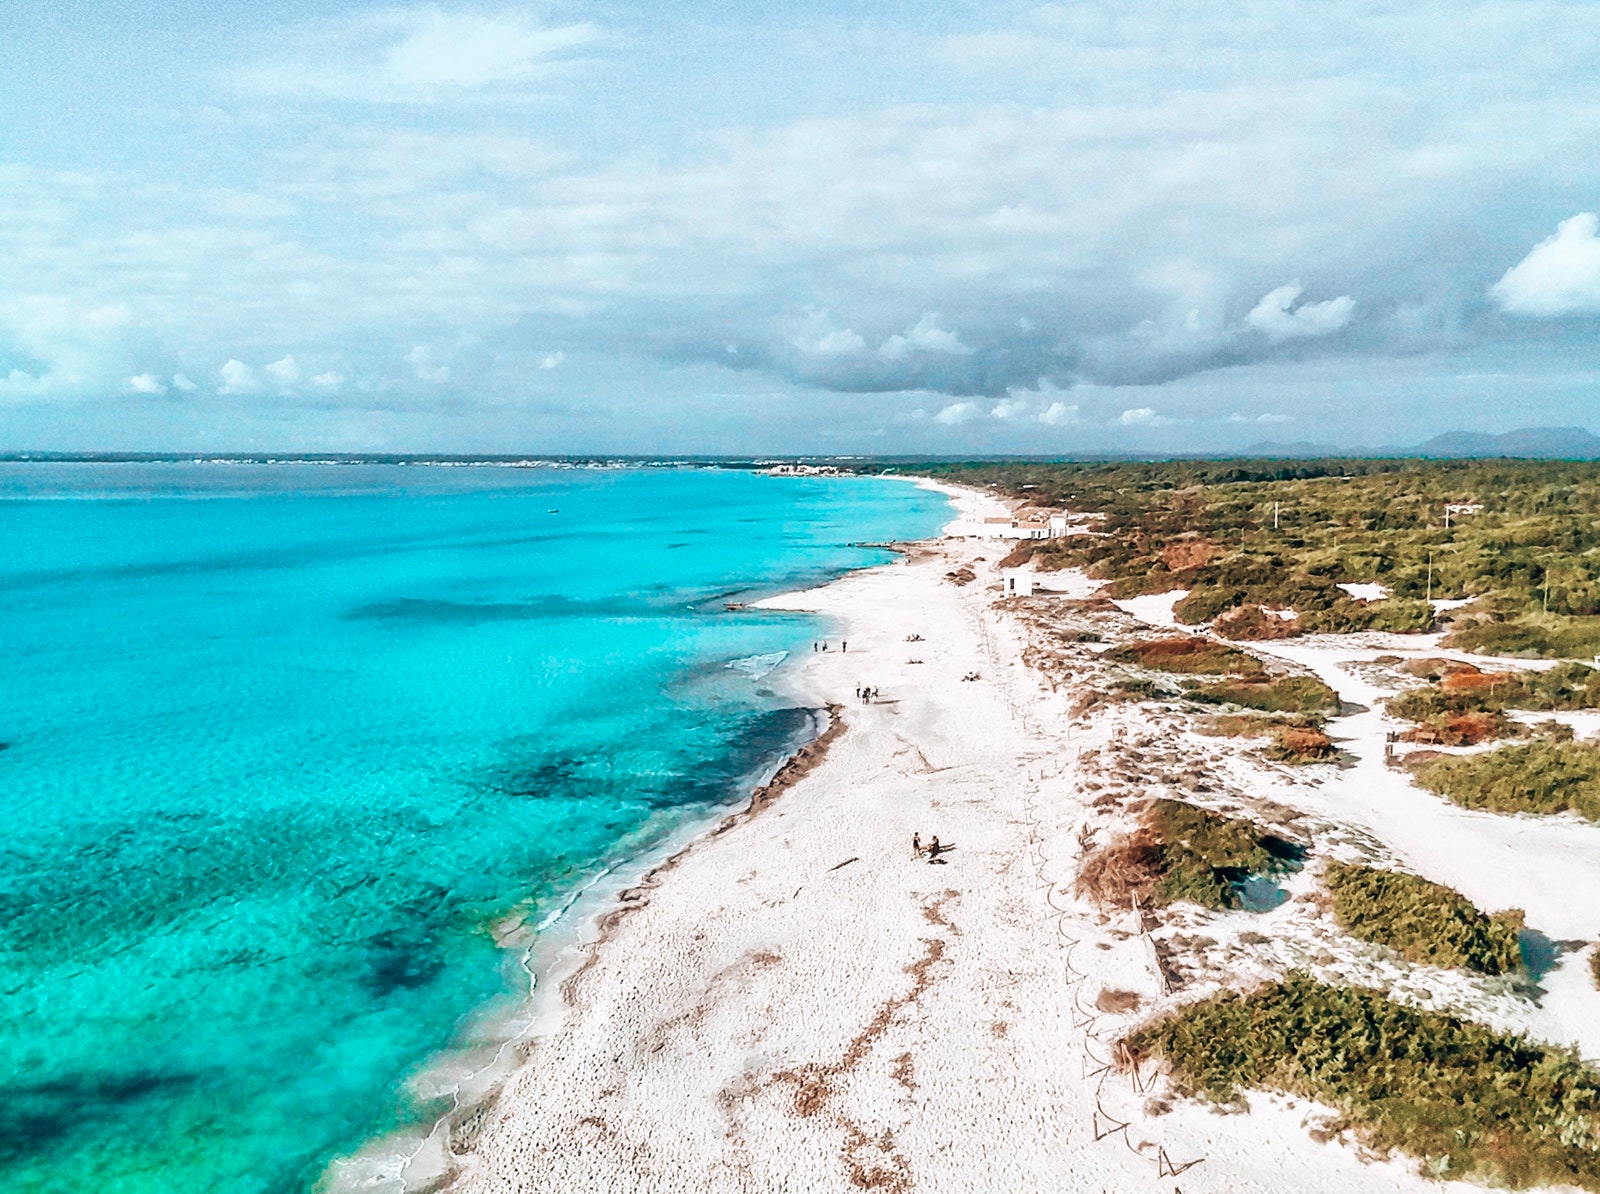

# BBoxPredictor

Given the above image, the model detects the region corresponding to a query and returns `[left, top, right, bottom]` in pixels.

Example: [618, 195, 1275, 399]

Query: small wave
[724, 650, 788, 680]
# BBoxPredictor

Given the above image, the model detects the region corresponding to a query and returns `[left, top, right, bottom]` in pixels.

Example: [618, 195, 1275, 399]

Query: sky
[4, 0, 1600, 454]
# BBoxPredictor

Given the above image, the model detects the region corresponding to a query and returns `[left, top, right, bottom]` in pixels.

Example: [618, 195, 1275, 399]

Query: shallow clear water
[0, 462, 948, 1193]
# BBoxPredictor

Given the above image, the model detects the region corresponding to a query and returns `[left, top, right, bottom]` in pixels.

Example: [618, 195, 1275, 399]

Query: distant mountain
[1239, 440, 1350, 458]
[1412, 426, 1600, 459]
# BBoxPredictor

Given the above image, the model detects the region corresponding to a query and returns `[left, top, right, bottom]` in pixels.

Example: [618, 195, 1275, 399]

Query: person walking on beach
[912, 832, 923, 857]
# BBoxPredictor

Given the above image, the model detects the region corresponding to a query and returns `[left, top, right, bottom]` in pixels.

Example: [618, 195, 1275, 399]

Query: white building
[1002, 565, 1036, 597]
[981, 513, 1070, 540]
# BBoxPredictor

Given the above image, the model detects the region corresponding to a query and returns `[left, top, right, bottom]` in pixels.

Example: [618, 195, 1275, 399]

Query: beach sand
[422, 480, 1551, 1193]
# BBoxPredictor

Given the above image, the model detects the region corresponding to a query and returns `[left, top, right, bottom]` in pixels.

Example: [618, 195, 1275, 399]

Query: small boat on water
[725, 601, 747, 610]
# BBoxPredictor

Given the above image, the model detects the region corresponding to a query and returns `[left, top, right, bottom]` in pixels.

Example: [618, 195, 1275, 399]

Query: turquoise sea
[0, 462, 949, 1193]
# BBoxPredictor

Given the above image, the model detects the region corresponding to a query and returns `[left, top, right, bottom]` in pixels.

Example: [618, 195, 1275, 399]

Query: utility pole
[1426, 550, 1433, 604]
[1273, 501, 1279, 530]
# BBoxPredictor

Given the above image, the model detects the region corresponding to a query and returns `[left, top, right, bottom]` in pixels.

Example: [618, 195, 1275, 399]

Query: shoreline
[323, 705, 849, 1194]
[323, 479, 961, 1194]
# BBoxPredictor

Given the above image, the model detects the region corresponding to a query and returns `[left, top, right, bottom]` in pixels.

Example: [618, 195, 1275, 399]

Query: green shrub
[1195, 713, 1293, 738]
[1591, 949, 1600, 991]
[1109, 677, 1161, 701]
[1126, 974, 1600, 1189]
[1411, 740, 1600, 822]
[1106, 636, 1263, 676]
[1188, 674, 1340, 715]
[1324, 862, 1522, 974]
[1148, 799, 1302, 908]
[907, 460, 1600, 654]
[1075, 798, 1305, 910]
[1392, 662, 1600, 717]
[1450, 616, 1600, 660]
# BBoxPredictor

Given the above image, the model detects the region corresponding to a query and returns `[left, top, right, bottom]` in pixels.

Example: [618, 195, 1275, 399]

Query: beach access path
[438, 482, 1453, 1194]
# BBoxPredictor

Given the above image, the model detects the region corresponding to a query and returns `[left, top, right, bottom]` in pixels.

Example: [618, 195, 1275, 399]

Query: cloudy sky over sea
[6, 1, 1600, 452]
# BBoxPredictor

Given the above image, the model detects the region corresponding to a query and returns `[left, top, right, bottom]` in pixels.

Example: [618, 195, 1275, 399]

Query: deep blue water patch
[0, 462, 947, 1193]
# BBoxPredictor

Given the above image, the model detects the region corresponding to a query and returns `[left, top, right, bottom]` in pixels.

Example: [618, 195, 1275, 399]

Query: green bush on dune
[1449, 615, 1600, 660]
[1074, 798, 1304, 911]
[1105, 636, 1262, 675]
[1324, 862, 1523, 975]
[1411, 740, 1600, 822]
[907, 459, 1600, 659]
[1125, 974, 1600, 1190]
[1147, 799, 1301, 908]
[1186, 674, 1340, 715]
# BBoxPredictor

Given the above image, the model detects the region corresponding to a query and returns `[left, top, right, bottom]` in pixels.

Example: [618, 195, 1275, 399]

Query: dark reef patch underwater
[0, 461, 948, 1193]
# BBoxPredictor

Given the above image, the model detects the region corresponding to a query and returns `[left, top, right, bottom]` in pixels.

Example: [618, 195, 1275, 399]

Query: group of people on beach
[855, 684, 880, 702]
[811, 641, 846, 652]
[911, 832, 951, 863]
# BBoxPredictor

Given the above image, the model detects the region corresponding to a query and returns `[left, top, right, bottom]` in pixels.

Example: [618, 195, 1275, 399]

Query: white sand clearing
[433, 483, 1463, 1194]
[1111, 589, 1189, 629]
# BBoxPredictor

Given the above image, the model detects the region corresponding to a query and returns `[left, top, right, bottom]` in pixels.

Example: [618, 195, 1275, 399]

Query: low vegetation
[1076, 798, 1304, 910]
[1449, 612, 1600, 660]
[1125, 974, 1600, 1190]
[1410, 740, 1600, 823]
[1196, 714, 1334, 762]
[1267, 722, 1336, 762]
[1394, 659, 1600, 714]
[1324, 862, 1523, 975]
[906, 459, 1600, 658]
[1106, 635, 1263, 676]
[1185, 674, 1340, 715]
[1386, 660, 1600, 742]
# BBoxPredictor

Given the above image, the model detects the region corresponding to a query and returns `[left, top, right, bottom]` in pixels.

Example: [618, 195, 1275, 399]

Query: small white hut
[1002, 565, 1036, 598]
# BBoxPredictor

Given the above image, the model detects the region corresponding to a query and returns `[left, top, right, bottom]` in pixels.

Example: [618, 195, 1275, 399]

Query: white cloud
[1038, 401, 1080, 425]
[933, 401, 982, 425]
[127, 373, 167, 394]
[879, 315, 973, 360]
[265, 355, 300, 385]
[311, 370, 345, 388]
[241, 9, 598, 102]
[1246, 283, 1356, 341]
[1118, 406, 1169, 426]
[812, 330, 866, 355]
[406, 345, 450, 382]
[1228, 411, 1291, 424]
[990, 397, 1031, 420]
[219, 359, 257, 393]
[172, 373, 198, 392]
[385, 12, 594, 89]
[1491, 213, 1600, 316]
[540, 351, 565, 369]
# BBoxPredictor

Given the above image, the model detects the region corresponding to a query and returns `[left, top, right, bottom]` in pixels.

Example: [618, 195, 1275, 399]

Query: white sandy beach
[375, 477, 1600, 1194]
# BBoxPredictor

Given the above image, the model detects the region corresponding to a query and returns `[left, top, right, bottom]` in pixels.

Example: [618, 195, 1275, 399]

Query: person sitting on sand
[927, 835, 940, 856]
